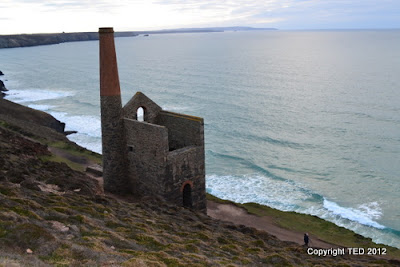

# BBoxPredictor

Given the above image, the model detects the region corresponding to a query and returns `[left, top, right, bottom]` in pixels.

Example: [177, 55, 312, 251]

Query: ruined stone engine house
[99, 27, 206, 212]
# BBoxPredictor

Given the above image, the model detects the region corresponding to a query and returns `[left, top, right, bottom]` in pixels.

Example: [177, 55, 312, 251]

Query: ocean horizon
[2, 29, 400, 248]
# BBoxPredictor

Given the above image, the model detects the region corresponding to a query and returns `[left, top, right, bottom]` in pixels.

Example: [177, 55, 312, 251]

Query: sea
[1, 30, 400, 248]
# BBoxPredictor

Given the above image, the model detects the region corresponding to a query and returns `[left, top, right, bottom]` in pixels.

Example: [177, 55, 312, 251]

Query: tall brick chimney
[99, 27, 129, 194]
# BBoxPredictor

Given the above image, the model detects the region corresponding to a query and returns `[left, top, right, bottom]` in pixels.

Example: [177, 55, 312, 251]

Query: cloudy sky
[1, 0, 399, 34]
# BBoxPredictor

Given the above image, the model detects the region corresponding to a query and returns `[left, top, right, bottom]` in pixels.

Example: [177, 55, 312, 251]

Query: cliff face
[0, 27, 277, 49]
[0, 98, 66, 136]
[0, 32, 138, 49]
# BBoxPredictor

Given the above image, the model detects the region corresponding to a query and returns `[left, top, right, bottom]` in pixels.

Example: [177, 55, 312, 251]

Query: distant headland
[0, 26, 277, 49]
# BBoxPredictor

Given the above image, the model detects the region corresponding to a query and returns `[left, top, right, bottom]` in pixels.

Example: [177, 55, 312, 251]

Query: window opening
[137, 107, 144, 122]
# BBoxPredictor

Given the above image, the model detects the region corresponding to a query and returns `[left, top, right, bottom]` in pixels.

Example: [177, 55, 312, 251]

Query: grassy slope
[1, 103, 400, 266]
[207, 194, 400, 259]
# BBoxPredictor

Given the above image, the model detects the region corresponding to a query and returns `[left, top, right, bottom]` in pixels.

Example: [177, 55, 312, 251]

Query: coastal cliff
[0, 99, 66, 134]
[0, 27, 277, 49]
[0, 32, 138, 49]
[0, 99, 399, 266]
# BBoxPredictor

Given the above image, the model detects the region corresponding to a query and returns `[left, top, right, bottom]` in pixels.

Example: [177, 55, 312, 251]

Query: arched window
[137, 107, 144, 122]
[182, 184, 193, 208]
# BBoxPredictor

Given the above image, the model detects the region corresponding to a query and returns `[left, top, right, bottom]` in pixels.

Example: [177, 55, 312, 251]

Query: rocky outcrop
[0, 98, 66, 135]
[0, 80, 7, 99]
[0, 80, 6, 91]
[0, 71, 6, 99]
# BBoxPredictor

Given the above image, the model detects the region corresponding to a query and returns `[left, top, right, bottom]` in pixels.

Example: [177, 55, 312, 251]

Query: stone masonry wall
[166, 146, 206, 212]
[157, 111, 204, 151]
[101, 95, 129, 194]
[123, 92, 162, 124]
[124, 118, 169, 196]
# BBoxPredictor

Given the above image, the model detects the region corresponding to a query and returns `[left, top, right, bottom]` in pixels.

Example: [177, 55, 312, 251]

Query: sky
[1, 0, 399, 34]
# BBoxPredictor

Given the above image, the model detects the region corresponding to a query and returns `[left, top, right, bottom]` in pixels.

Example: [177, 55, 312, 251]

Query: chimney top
[99, 26, 120, 96]
[99, 27, 114, 34]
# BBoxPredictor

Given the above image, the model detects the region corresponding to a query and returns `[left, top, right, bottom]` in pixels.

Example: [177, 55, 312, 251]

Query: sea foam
[323, 199, 385, 229]
[47, 111, 102, 154]
[27, 104, 55, 111]
[206, 173, 398, 247]
[5, 89, 74, 103]
[49, 112, 101, 138]
[206, 174, 312, 211]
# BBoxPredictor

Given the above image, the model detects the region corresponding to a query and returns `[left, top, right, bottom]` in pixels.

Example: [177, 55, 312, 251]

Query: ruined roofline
[122, 91, 203, 123]
[159, 110, 203, 123]
[122, 91, 161, 112]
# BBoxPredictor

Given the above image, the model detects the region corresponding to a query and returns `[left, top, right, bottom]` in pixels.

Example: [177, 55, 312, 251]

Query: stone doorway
[182, 184, 192, 208]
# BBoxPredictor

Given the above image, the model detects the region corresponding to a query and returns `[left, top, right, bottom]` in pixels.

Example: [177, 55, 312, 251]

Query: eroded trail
[207, 200, 336, 249]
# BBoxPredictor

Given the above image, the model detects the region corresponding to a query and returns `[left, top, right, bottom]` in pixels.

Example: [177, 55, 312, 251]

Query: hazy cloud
[41, 0, 122, 11]
[0, 0, 399, 34]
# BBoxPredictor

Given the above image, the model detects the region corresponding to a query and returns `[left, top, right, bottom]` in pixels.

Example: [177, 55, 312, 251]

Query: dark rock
[0, 70, 4, 75]
[0, 80, 7, 91]
[0, 98, 65, 133]
[64, 130, 78, 135]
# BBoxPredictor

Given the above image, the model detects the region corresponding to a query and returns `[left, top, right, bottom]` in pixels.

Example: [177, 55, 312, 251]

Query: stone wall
[157, 111, 204, 151]
[101, 95, 129, 194]
[123, 92, 162, 124]
[124, 118, 169, 196]
[166, 146, 206, 211]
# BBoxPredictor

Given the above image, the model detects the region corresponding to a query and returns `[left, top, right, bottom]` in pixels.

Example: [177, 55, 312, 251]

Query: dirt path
[48, 147, 91, 166]
[207, 200, 337, 249]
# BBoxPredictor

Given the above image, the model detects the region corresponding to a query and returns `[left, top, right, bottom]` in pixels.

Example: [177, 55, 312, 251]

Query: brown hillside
[0, 99, 399, 266]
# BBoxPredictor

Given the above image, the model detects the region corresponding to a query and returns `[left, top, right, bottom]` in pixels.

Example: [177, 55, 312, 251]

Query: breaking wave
[5, 89, 74, 103]
[206, 173, 400, 248]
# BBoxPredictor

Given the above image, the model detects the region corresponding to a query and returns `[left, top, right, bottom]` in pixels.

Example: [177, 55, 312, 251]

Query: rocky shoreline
[0, 71, 7, 99]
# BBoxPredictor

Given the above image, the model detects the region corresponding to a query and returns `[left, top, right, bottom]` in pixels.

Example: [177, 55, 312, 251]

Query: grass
[9, 206, 41, 220]
[0, 185, 16, 196]
[1, 119, 100, 172]
[0, 121, 35, 138]
[207, 194, 400, 258]
[134, 234, 166, 251]
[37, 140, 102, 172]
[48, 141, 102, 165]
[40, 154, 85, 172]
